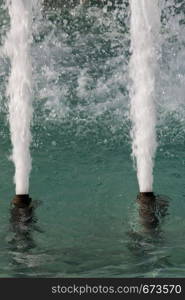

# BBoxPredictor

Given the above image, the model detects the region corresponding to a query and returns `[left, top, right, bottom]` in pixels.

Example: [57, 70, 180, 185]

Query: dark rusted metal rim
[137, 192, 156, 203]
[12, 194, 32, 208]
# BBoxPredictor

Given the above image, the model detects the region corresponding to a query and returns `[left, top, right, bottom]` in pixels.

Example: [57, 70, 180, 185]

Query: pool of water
[0, 0, 185, 277]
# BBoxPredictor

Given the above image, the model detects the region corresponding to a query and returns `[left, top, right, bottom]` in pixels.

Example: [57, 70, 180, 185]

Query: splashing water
[3, 0, 33, 195]
[129, 0, 160, 192]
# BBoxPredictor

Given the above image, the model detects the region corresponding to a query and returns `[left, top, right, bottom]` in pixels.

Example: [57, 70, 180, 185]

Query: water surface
[0, 0, 185, 277]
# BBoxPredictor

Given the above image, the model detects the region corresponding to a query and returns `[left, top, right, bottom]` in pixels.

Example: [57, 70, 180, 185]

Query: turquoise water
[0, 0, 185, 277]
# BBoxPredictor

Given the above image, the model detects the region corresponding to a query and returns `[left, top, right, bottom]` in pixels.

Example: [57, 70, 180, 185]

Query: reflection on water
[8, 201, 43, 274]
[0, 190, 183, 278]
[9, 204, 36, 251]
[127, 195, 171, 277]
[137, 193, 169, 234]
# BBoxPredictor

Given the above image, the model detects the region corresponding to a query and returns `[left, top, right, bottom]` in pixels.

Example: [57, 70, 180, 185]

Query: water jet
[129, 0, 160, 194]
[4, 0, 33, 200]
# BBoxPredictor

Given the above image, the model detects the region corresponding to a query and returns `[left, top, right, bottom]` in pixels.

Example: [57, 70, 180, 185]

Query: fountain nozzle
[137, 192, 158, 230]
[138, 192, 156, 203]
[12, 194, 32, 208]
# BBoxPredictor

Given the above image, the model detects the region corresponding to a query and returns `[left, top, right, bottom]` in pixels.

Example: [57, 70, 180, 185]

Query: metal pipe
[12, 194, 32, 208]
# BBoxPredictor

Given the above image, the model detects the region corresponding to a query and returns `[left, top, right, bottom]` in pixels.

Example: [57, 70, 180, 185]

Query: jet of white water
[129, 0, 160, 192]
[4, 0, 33, 195]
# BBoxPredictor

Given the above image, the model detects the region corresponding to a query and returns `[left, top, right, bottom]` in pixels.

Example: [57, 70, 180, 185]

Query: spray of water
[129, 0, 160, 192]
[4, 0, 33, 195]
